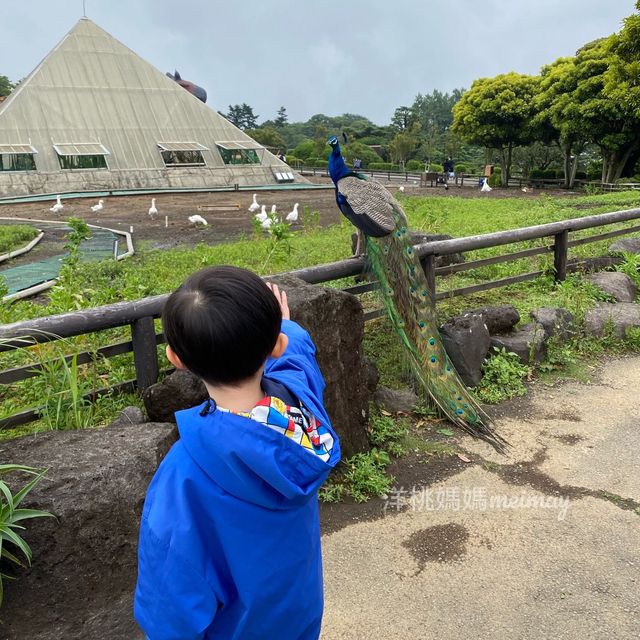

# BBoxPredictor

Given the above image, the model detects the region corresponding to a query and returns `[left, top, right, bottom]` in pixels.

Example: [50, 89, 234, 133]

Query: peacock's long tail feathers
[366, 204, 508, 453]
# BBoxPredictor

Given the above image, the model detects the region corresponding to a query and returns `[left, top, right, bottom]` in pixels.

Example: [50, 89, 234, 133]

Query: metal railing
[2, 206, 640, 430]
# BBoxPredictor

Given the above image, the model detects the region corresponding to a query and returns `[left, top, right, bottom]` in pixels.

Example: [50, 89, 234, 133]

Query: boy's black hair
[162, 266, 282, 385]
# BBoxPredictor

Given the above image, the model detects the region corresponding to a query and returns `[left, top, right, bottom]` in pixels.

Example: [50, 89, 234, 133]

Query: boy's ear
[166, 345, 187, 370]
[270, 332, 288, 359]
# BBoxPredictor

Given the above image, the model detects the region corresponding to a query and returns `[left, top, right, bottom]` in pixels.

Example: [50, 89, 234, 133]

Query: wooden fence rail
[2, 206, 640, 429]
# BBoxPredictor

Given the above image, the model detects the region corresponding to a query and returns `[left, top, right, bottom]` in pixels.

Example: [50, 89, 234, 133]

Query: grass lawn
[2, 190, 640, 439]
[0, 225, 39, 254]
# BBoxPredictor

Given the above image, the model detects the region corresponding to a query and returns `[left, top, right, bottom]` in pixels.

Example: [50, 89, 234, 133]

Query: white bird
[255, 204, 268, 222]
[270, 204, 277, 215]
[521, 187, 529, 193]
[398, 185, 405, 192]
[50, 195, 64, 214]
[148, 198, 158, 219]
[248, 194, 260, 213]
[285, 203, 299, 222]
[91, 199, 104, 213]
[188, 214, 208, 226]
[261, 217, 273, 229]
[481, 179, 492, 193]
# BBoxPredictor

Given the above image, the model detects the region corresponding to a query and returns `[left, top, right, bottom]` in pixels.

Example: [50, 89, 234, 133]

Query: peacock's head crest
[327, 135, 339, 149]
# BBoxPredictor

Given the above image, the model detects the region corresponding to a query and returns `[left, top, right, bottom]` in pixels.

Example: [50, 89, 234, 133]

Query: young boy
[134, 266, 341, 640]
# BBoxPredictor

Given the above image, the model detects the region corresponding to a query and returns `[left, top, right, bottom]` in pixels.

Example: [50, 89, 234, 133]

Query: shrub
[427, 163, 443, 172]
[344, 449, 393, 502]
[405, 159, 423, 171]
[369, 162, 399, 171]
[575, 171, 587, 180]
[476, 347, 529, 403]
[454, 163, 468, 173]
[292, 139, 316, 160]
[285, 155, 302, 167]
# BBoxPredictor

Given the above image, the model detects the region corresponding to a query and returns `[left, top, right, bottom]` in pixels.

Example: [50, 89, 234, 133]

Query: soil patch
[402, 523, 469, 571]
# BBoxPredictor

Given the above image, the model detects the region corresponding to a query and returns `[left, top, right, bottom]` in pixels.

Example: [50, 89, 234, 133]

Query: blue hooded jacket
[134, 320, 341, 640]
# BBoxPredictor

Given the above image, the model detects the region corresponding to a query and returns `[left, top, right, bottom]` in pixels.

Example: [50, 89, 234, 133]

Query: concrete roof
[0, 18, 280, 173]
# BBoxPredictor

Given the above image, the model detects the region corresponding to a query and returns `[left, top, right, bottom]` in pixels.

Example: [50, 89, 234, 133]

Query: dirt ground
[0, 181, 578, 253]
[320, 356, 640, 640]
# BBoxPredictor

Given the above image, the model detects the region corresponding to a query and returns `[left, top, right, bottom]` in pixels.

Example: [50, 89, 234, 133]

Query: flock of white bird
[47, 193, 300, 230]
[248, 194, 299, 229]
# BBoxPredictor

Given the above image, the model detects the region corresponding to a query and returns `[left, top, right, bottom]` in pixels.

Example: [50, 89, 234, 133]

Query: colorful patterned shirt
[218, 394, 335, 463]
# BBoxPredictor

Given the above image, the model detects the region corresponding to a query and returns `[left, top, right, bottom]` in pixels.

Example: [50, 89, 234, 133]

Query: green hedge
[304, 157, 326, 167]
[454, 163, 468, 173]
[369, 162, 400, 171]
[405, 160, 423, 171]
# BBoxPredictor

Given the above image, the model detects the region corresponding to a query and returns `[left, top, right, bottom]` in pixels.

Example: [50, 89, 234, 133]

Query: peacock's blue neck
[328, 144, 352, 184]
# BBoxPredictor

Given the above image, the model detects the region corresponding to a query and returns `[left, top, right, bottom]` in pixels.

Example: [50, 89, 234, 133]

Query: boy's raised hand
[266, 283, 290, 320]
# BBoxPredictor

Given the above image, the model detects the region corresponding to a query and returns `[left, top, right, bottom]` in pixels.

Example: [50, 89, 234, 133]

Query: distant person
[443, 157, 454, 190]
[353, 157, 362, 170]
[278, 151, 287, 163]
[134, 267, 341, 640]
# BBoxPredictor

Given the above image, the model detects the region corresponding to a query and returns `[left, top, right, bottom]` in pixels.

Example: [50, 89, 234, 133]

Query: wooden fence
[2, 206, 640, 430]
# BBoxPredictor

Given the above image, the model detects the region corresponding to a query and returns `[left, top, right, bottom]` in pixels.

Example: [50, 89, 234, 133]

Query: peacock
[327, 135, 506, 452]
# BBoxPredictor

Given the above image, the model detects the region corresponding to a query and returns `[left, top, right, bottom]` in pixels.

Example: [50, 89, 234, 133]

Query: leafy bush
[304, 157, 325, 167]
[344, 449, 393, 502]
[530, 169, 558, 179]
[454, 163, 468, 173]
[476, 347, 529, 403]
[615, 252, 640, 289]
[405, 159, 423, 171]
[292, 139, 315, 160]
[369, 162, 399, 171]
[427, 163, 443, 172]
[285, 155, 302, 167]
[368, 411, 409, 456]
[0, 464, 54, 606]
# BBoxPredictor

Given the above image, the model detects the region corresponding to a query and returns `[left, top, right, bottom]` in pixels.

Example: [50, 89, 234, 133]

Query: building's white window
[0, 144, 37, 172]
[54, 143, 110, 170]
[157, 142, 207, 167]
[216, 141, 263, 165]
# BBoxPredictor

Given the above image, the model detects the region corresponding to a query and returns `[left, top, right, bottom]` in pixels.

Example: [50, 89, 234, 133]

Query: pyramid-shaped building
[0, 18, 301, 197]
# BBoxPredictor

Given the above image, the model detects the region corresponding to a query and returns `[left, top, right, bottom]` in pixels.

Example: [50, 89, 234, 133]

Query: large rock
[144, 277, 370, 458]
[490, 322, 546, 365]
[609, 238, 640, 254]
[0, 422, 177, 640]
[586, 272, 637, 302]
[143, 369, 208, 422]
[530, 307, 574, 341]
[440, 313, 491, 387]
[373, 386, 419, 413]
[584, 302, 640, 338]
[268, 275, 370, 458]
[465, 305, 520, 335]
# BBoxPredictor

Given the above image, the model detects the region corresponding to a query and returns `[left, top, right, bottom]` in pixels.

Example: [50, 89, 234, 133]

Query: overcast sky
[1, 0, 636, 125]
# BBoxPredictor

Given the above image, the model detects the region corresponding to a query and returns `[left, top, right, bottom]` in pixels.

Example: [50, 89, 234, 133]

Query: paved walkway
[321, 357, 640, 640]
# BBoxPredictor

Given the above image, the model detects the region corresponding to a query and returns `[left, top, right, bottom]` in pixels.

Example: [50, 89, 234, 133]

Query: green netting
[0, 227, 120, 295]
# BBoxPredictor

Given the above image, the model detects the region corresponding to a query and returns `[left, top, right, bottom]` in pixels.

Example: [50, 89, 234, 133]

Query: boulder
[609, 238, 640, 255]
[268, 275, 370, 458]
[144, 277, 370, 458]
[490, 322, 546, 365]
[584, 302, 640, 338]
[109, 405, 145, 427]
[465, 305, 520, 335]
[0, 422, 177, 640]
[373, 386, 419, 413]
[143, 369, 208, 423]
[586, 272, 637, 302]
[530, 307, 574, 341]
[439, 313, 491, 387]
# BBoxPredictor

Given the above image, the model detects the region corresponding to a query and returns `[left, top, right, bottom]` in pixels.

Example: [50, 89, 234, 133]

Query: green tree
[389, 129, 418, 169]
[452, 73, 539, 185]
[225, 103, 259, 130]
[292, 139, 316, 160]
[246, 127, 286, 152]
[390, 106, 414, 131]
[0, 75, 14, 97]
[275, 106, 288, 127]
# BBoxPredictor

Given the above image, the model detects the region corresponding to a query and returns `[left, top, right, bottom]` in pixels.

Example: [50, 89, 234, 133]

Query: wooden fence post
[553, 230, 569, 282]
[422, 254, 437, 307]
[131, 316, 159, 390]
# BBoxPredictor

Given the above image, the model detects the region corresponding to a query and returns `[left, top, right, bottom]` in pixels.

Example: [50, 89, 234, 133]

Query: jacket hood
[176, 399, 340, 510]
